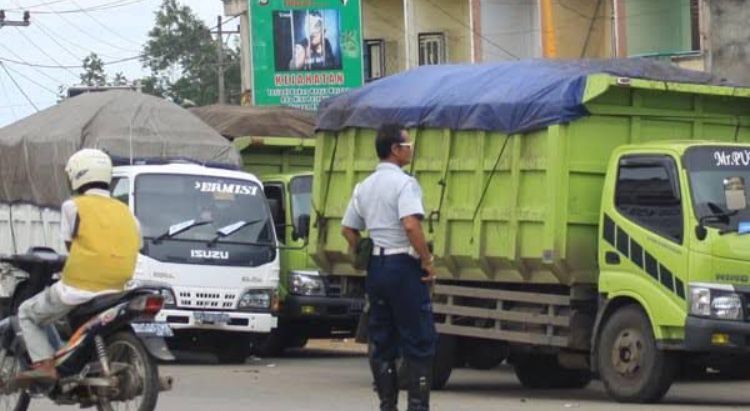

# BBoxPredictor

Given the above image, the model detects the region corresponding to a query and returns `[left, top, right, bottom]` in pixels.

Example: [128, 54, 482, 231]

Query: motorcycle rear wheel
[96, 332, 159, 411]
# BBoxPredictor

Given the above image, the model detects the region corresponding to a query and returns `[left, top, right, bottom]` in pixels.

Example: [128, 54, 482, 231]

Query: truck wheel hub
[611, 329, 644, 376]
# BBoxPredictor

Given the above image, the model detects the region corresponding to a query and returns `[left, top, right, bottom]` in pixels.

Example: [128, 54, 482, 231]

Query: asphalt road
[32, 341, 750, 411]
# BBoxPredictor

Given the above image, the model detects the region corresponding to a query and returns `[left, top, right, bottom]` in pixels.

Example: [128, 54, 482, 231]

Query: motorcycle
[0, 248, 174, 411]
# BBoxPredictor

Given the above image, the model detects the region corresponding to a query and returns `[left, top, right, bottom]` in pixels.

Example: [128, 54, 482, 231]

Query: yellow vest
[61, 195, 139, 292]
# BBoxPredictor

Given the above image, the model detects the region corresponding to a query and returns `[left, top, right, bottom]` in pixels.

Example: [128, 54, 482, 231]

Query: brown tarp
[0, 91, 240, 208]
[189, 104, 315, 139]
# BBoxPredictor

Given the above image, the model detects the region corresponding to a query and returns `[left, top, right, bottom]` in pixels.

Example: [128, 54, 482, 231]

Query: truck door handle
[605, 252, 620, 265]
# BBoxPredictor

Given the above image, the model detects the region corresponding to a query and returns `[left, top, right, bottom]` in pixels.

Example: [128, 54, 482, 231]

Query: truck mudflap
[683, 316, 750, 352]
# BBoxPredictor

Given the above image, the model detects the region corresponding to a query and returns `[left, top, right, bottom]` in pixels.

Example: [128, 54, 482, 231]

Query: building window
[622, 0, 701, 56]
[364, 39, 385, 82]
[418, 32, 447, 65]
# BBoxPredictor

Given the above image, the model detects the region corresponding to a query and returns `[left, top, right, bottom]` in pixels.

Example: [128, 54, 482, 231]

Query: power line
[0, 43, 68, 84]
[0, 54, 142, 69]
[3, 63, 59, 94]
[6, 0, 152, 15]
[32, 18, 87, 61]
[0, 62, 39, 111]
[67, 0, 144, 46]
[13, 26, 78, 78]
[0, 70, 20, 121]
[32, 15, 123, 59]
[40, 1, 140, 53]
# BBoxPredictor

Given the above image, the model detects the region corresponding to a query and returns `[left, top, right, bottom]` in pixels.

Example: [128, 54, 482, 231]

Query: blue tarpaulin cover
[316, 58, 734, 134]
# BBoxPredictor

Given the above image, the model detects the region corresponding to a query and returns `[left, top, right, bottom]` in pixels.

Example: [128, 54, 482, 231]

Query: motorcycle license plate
[194, 312, 230, 325]
[132, 322, 174, 337]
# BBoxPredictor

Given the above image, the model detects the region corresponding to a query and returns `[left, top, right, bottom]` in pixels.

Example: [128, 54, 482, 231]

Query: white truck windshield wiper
[206, 219, 266, 247]
[153, 219, 212, 244]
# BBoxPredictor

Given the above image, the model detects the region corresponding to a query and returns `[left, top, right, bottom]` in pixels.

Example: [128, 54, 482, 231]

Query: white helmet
[65, 149, 113, 191]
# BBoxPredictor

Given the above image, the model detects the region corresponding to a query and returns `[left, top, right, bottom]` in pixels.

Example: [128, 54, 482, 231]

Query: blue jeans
[367, 254, 436, 361]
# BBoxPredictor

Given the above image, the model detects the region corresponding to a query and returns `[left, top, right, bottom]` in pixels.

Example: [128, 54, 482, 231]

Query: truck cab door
[263, 182, 287, 244]
[600, 153, 689, 331]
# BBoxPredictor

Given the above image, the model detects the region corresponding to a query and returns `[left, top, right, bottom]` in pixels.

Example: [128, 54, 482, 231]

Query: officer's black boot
[370, 358, 398, 411]
[405, 357, 432, 411]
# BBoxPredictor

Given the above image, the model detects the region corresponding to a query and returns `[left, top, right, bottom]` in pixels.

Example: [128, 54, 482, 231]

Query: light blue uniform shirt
[342, 162, 425, 249]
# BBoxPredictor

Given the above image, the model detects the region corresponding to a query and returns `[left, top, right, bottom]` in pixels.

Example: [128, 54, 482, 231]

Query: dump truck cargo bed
[310, 73, 750, 285]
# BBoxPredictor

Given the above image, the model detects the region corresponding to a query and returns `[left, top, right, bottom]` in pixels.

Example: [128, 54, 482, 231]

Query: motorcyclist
[15, 149, 141, 384]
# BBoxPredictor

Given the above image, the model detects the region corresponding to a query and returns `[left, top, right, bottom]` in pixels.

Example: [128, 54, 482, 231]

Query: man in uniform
[341, 124, 437, 411]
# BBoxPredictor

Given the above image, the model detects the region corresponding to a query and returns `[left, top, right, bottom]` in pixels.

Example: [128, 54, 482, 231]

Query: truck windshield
[290, 175, 312, 232]
[684, 146, 750, 229]
[135, 174, 274, 245]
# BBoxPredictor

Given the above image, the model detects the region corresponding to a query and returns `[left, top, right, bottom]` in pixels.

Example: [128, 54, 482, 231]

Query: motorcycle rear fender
[136, 335, 175, 361]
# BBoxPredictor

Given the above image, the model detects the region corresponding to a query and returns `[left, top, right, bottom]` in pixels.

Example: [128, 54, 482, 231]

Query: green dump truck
[309, 60, 750, 403]
[191, 105, 364, 354]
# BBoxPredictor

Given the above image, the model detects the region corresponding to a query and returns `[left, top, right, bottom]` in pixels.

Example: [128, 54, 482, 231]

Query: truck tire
[512, 353, 591, 389]
[431, 334, 457, 390]
[253, 329, 288, 357]
[462, 339, 508, 370]
[596, 305, 676, 403]
[215, 336, 252, 364]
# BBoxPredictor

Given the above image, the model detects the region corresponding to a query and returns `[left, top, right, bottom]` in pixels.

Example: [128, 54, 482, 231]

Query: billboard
[250, 0, 363, 111]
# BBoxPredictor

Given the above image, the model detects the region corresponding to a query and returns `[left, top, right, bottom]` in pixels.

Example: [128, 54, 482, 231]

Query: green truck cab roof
[262, 171, 313, 184]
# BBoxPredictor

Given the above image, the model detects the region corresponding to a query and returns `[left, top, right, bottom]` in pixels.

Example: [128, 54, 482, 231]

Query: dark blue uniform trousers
[367, 254, 436, 361]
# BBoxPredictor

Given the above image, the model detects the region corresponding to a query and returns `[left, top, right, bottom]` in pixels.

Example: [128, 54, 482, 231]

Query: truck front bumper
[684, 316, 750, 352]
[155, 308, 277, 333]
[279, 295, 364, 337]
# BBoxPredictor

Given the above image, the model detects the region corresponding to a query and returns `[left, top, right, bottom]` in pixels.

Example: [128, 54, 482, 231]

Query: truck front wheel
[596, 305, 677, 403]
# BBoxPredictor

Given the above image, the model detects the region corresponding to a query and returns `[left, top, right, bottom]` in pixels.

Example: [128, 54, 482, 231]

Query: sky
[0, 0, 227, 127]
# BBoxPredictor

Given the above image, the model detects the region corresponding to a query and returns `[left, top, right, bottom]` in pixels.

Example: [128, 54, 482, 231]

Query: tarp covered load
[317, 58, 737, 134]
[190, 104, 316, 139]
[0, 91, 240, 208]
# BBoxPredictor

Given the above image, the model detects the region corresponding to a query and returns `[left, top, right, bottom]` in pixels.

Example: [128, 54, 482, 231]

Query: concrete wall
[223, 0, 251, 101]
[479, 0, 540, 61]
[705, 0, 750, 84]
[553, 0, 611, 58]
[363, 0, 406, 74]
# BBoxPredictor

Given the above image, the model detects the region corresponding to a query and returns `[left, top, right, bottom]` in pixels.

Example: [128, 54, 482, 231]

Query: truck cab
[595, 142, 750, 400]
[111, 161, 279, 363]
[261, 172, 363, 354]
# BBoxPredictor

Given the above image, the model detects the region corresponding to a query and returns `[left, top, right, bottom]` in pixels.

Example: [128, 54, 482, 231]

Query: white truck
[1, 159, 280, 363]
[114, 160, 280, 362]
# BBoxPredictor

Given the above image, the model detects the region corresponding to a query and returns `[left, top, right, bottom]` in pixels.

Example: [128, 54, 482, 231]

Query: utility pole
[0, 10, 31, 29]
[212, 15, 240, 104]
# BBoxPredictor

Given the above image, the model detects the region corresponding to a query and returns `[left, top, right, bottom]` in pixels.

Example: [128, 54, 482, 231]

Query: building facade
[222, 0, 744, 106]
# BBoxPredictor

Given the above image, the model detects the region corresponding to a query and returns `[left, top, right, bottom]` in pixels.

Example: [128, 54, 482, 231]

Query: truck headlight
[290, 271, 325, 297]
[689, 285, 744, 321]
[238, 289, 272, 311]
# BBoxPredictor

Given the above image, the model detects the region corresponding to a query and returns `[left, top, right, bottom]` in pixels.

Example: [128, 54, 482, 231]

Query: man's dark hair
[375, 124, 405, 160]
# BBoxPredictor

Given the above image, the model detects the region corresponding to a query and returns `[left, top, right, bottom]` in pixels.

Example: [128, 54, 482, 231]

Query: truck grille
[176, 288, 237, 310]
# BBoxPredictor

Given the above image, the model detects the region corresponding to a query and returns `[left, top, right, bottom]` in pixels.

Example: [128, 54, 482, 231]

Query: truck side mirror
[724, 176, 747, 211]
[294, 214, 310, 241]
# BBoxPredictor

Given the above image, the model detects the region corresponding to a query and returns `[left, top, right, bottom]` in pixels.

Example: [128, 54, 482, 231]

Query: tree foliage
[80, 53, 107, 86]
[140, 0, 242, 105]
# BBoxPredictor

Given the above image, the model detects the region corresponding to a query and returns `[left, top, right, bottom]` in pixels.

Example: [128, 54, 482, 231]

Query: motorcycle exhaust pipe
[159, 375, 173, 392]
